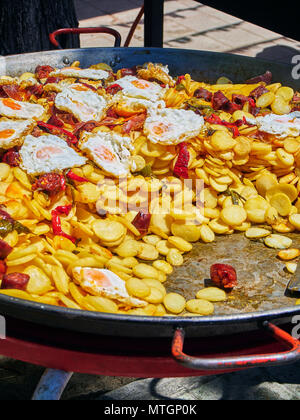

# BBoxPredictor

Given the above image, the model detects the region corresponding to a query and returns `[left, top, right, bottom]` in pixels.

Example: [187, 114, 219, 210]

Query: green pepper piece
[13, 221, 30, 234]
[0, 220, 13, 237]
[216, 76, 233, 85]
[176, 83, 186, 92]
[138, 165, 152, 177]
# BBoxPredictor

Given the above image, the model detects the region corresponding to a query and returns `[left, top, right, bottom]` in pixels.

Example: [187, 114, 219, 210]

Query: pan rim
[0, 293, 299, 326]
[2, 46, 297, 74]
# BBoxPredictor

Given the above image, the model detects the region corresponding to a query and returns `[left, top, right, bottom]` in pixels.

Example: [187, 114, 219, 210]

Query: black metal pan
[0, 47, 299, 351]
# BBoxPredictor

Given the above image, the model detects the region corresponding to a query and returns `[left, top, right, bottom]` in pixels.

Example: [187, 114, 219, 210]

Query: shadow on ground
[256, 44, 300, 65]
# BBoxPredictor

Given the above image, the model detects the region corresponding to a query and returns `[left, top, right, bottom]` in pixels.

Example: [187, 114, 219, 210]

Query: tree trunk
[0, 0, 80, 56]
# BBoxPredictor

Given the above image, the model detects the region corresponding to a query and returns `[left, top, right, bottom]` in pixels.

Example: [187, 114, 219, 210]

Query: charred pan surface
[165, 233, 298, 314]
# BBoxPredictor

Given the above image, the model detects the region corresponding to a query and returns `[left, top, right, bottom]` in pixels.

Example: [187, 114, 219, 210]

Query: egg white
[0, 119, 35, 149]
[72, 267, 147, 307]
[255, 112, 300, 138]
[50, 67, 110, 81]
[111, 76, 165, 102]
[55, 84, 108, 122]
[79, 131, 132, 177]
[20, 134, 87, 175]
[144, 108, 204, 145]
[112, 92, 166, 113]
[0, 98, 45, 120]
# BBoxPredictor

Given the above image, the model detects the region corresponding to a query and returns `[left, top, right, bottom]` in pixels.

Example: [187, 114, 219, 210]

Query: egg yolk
[94, 145, 116, 162]
[151, 122, 170, 135]
[131, 80, 150, 90]
[36, 146, 63, 159]
[72, 85, 89, 92]
[2, 98, 22, 110]
[85, 269, 112, 288]
[63, 66, 82, 71]
[0, 129, 15, 139]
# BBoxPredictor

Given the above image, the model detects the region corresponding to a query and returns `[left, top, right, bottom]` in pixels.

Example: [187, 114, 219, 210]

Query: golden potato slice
[163, 293, 186, 314]
[266, 184, 298, 203]
[93, 220, 126, 243]
[278, 249, 300, 261]
[264, 234, 293, 250]
[186, 299, 214, 315]
[220, 206, 247, 226]
[245, 228, 271, 240]
[269, 193, 292, 217]
[196, 288, 227, 302]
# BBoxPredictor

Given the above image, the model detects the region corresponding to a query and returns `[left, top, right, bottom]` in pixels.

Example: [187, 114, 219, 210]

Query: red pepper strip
[51, 205, 76, 243]
[106, 84, 123, 95]
[173, 142, 190, 179]
[60, 174, 66, 191]
[205, 114, 248, 138]
[176, 75, 185, 84]
[67, 170, 89, 183]
[37, 121, 78, 145]
[79, 82, 97, 92]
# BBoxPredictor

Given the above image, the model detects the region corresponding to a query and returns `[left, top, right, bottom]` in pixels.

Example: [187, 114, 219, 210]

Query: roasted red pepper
[0, 260, 6, 281]
[173, 142, 190, 179]
[37, 121, 78, 145]
[210, 264, 237, 290]
[25, 84, 44, 99]
[73, 121, 99, 137]
[106, 84, 123, 95]
[67, 170, 89, 183]
[0, 239, 12, 259]
[35, 65, 54, 80]
[176, 75, 186, 84]
[205, 114, 245, 138]
[1, 272, 30, 290]
[2, 85, 22, 101]
[79, 82, 97, 92]
[51, 205, 76, 243]
[32, 173, 66, 195]
[2, 149, 21, 167]
[47, 113, 64, 128]
[122, 113, 147, 134]
[119, 67, 137, 77]
[132, 212, 151, 236]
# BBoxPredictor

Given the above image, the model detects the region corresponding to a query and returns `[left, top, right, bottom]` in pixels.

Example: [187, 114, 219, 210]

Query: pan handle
[172, 321, 300, 372]
[49, 27, 122, 49]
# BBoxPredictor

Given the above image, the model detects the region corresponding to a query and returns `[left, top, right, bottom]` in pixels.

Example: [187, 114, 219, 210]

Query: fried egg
[49, 67, 110, 81]
[144, 108, 204, 145]
[79, 131, 132, 177]
[0, 98, 45, 120]
[0, 119, 35, 149]
[20, 134, 87, 175]
[111, 76, 165, 102]
[254, 112, 300, 138]
[72, 267, 147, 307]
[112, 92, 165, 117]
[55, 84, 108, 122]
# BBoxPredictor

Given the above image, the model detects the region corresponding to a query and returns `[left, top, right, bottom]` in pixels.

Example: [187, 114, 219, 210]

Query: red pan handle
[172, 321, 300, 372]
[49, 27, 122, 49]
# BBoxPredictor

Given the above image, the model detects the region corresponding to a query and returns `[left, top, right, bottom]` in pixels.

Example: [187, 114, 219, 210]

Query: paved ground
[74, 0, 300, 64]
[0, 0, 300, 401]
[0, 355, 300, 400]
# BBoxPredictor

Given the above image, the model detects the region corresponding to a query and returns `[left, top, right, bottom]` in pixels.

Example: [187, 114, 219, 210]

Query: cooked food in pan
[0, 62, 299, 317]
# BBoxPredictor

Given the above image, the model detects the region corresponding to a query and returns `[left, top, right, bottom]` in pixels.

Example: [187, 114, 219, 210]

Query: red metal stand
[0, 318, 298, 399]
